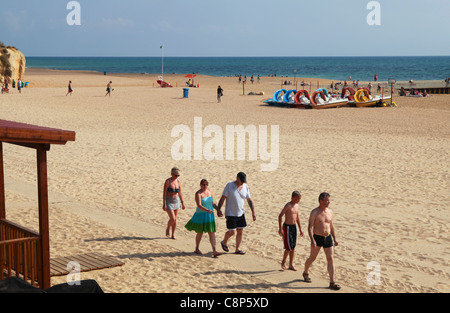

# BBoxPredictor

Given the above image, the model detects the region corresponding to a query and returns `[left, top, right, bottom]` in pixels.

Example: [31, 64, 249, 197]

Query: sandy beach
[1, 68, 449, 293]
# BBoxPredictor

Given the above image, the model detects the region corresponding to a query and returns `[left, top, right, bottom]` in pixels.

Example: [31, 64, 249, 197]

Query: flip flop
[221, 241, 229, 252]
[329, 282, 342, 291]
[302, 272, 312, 283]
[235, 250, 246, 255]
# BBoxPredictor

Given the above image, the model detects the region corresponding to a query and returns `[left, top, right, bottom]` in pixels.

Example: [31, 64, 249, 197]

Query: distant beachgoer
[216, 172, 256, 255]
[303, 192, 341, 291]
[217, 85, 223, 103]
[185, 179, 222, 258]
[3, 80, 9, 94]
[278, 191, 304, 271]
[66, 81, 73, 96]
[105, 81, 113, 96]
[374, 74, 378, 82]
[400, 87, 407, 96]
[17, 79, 21, 94]
[163, 167, 186, 239]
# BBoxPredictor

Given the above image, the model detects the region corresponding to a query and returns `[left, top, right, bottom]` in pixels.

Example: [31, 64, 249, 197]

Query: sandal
[302, 272, 312, 283]
[221, 241, 229, 252]
[235, 250, 246, 255]
[329, 282, 342, 291]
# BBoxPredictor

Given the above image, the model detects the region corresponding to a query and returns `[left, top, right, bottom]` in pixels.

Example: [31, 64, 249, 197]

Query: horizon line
[25, 55, 450, 58]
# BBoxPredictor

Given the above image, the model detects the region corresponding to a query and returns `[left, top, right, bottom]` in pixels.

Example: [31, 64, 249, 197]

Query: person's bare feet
[282, 263, 297, 271]
[194, 249, 202, 255]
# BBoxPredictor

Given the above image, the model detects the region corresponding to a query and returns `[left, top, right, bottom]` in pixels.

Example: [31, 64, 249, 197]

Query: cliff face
[0, 47, 26, 85]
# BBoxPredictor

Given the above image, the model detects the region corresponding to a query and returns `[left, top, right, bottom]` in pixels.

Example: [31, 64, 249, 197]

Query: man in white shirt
[217, 172, 256, 255]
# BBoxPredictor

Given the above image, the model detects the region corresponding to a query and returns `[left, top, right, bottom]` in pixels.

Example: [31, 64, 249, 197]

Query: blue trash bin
[183, 88, 189, 98]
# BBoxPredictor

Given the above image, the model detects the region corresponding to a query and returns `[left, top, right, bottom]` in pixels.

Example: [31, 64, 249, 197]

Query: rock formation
[0, 44, 26, 85]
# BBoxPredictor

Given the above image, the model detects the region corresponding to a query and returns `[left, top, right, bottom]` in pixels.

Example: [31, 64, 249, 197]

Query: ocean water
[26, 56, 450, 81]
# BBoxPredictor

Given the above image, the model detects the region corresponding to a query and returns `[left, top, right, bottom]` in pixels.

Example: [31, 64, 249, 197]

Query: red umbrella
[185, 74, 197, 78]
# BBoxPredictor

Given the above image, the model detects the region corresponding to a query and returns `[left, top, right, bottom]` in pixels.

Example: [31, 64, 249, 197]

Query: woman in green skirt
[185, 179, 222, 258]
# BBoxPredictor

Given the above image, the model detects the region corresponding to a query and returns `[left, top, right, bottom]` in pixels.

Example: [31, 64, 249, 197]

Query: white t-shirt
[222, 182, 251, 217]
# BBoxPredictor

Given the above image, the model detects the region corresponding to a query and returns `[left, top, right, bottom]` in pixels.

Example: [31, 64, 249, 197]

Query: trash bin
[183, 88, 189, 98]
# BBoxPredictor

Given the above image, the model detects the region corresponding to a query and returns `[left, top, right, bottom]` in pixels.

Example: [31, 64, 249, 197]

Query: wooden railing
[0, 219, 42, 287]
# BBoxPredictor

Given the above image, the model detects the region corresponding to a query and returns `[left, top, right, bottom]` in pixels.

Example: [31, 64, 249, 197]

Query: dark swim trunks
[226, 215, 247, 230]
[283, 223, 297, 251]
[313, 234, 334, 248]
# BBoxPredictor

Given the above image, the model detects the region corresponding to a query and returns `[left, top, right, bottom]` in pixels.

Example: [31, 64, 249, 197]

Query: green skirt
[185, 209, 216, 234]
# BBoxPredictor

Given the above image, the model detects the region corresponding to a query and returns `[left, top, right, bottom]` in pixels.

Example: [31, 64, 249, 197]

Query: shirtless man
[303, 192, 341, 290]
[278, 191, 304, 271]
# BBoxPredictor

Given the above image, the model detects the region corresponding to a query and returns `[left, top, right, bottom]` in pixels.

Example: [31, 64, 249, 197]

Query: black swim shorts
[226, 215, 247, 230]
[283, 223, 297, 251]
[313, 234, 334, 248]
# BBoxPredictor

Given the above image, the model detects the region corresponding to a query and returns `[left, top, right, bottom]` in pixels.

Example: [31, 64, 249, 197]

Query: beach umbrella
[185, 74, 197, 86]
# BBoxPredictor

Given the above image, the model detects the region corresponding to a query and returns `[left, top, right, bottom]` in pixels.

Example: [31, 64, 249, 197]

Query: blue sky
[1, 0, 449, 57]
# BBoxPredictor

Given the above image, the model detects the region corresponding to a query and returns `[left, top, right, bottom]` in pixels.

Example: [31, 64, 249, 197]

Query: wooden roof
[0, 119, 76, 145]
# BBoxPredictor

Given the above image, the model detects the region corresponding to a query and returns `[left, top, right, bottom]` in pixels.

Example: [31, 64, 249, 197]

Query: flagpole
[160, 45, 164, 81]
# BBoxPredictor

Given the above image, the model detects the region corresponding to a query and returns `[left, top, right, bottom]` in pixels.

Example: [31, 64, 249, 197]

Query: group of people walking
[163, 168, 254, 257]
[162, 167, 341, 291]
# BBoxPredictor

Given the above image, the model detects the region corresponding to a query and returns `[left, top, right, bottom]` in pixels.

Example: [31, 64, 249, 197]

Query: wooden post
[0, 142, 5, 220]
[37, 146, 51, 289]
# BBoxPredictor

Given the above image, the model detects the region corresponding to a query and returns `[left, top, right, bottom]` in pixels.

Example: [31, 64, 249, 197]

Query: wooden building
[0, 119, 75, 289]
